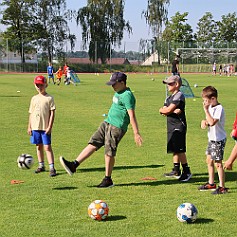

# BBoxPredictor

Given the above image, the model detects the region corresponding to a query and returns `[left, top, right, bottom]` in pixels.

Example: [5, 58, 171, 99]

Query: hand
[134, 133, 142, 147]
[27, 128, 32, 136]
[224, 160, 233, 170]
[174, 108, 181, 114]
[45, 127, 52, 134]
[201, 120, 207, 129]
[203, 100, 209, 110]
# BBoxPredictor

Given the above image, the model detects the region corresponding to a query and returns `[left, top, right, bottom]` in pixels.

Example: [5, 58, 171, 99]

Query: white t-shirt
[207, 104, 226, 141]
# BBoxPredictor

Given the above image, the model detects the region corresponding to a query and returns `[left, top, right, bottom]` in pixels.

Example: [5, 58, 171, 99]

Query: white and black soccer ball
[177, 202, 198, 223]
[17, 154, 34, 170]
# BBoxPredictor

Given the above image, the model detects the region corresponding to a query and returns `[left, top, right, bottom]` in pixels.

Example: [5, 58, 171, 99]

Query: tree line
[0, 0, 237, 70]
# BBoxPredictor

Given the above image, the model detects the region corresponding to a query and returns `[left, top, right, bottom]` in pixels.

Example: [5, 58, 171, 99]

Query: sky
[66, 0, 237, 51]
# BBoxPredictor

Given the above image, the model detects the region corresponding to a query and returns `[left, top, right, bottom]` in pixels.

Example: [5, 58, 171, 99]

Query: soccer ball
[177, 202, 198, 223]
[194, 84, 198, 88]
[17, 154, 34, 169]
[88, 200, 109, 221]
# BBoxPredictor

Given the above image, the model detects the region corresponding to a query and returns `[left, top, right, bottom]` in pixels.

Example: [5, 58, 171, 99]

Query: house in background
[67, 57, 140, 65]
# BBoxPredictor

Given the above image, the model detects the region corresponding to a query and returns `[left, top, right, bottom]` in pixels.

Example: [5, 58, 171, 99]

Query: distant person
[63, 63, 69, 80]
[199, 86, 228, 194]
[60, 72, 143, 188]
[47, 62, 55, 84]
[55, 66, 63, 85]
[219, 64, 222, 76]
[159, 75, 192, 182]
[171, 55, 180, 76]
[212, 62, 216, 75]
[27, 75, 57, 177]
[224, 112, 237, 170]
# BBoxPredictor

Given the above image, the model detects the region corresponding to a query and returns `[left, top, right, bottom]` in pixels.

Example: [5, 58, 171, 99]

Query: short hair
[202, 86, 218, 99]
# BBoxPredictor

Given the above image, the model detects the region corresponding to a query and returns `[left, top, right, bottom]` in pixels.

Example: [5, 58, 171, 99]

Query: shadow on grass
[195, 218, 214, 224]
[52, 186, 78, 190]
[79, 164, 163, 173]
[106, 215, 127, 221]
[0, 95, 22, 98]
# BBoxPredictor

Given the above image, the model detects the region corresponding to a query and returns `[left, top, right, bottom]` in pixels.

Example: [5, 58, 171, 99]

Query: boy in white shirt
[199, 86, 228, 194]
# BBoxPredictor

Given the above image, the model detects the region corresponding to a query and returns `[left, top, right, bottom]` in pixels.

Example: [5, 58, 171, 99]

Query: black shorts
[167, 129, 186, 153]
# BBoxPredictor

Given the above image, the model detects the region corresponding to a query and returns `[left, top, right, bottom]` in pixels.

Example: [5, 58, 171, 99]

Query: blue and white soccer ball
[177, 202, 198, 223]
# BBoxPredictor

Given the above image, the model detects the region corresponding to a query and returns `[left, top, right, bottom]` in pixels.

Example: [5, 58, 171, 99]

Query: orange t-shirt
[56, 69, 63, 79]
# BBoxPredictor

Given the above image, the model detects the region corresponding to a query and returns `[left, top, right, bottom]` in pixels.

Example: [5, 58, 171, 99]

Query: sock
[39, 162, 44, 168]
[105, 176, 111, 179]
[173, 163, 180, 172]
[74, 160, 80, 168]
[49, 163, 54, 170]
[182, 163, 190, 173]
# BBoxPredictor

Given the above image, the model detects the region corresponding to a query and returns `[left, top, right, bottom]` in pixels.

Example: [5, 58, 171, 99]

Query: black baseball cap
[106, 72, 127, 85]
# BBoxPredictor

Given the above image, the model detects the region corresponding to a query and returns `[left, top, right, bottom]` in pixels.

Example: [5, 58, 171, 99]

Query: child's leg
[224, 143, 237, 170]
[215, 161, 225, 187]
[36, 144, 44, 163]
[206, 155, 215, 184]
[44, 144, 55, 169]
[105, 155, 115, 177]
[76, 144, 97, 164]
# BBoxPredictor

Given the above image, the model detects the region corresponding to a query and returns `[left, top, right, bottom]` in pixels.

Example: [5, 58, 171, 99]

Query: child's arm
[127, 109, 142, 147]
[203, 102, 218, 126]
[45, 110, 55, 134]
[27, 114, 32, 135]
[159, 103, 177, 116]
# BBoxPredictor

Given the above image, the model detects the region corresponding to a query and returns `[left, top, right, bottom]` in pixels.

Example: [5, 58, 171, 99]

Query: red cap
[34, 75, 47, 85]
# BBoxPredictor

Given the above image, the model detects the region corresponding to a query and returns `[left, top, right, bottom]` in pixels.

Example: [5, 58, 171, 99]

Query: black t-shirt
[164, 91, 187, 133]
[172, 60, 179, 73]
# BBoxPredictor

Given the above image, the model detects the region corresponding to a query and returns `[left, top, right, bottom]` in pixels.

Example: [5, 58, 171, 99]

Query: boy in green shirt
[60, 72, 142, 187]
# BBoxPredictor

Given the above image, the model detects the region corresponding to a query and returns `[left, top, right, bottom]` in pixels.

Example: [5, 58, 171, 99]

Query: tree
[195, 12, 217, 47]
[162, 12, 193, 43]
[76, 0, 132, 64]
[142, 0, 170, 64]
[1, 0, 75, 66]
[216, 13, 237, 44]
[0, 0, 35, 70]
[32, 0, 74, 63]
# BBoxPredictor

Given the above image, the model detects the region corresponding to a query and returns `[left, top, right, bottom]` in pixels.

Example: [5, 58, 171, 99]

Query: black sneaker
[59, 156, 76, 176]
[164, 169, 181, 179]
[49, 168, 57, 177]
[212, 186, 229, 195]
[179, 172, 192, 182]
[97, 178, 114, 188]
[35, 167, 45, 173]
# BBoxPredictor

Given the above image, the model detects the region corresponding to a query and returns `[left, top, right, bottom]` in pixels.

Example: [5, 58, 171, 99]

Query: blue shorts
[31, 130, 51, 145]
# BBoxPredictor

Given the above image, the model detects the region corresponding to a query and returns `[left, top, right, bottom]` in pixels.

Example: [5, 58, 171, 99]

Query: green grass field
[0, 72, 237, 237]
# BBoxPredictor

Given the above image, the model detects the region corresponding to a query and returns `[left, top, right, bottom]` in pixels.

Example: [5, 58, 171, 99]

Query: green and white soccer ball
[17, 154, 34, 169]
[177, 202, 198, 223]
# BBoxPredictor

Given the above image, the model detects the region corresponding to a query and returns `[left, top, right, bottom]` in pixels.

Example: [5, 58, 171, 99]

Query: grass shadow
[106, 215, 127, 221]
[79, 164, 163, 173]
[195, 218, 214, 224]
[52, 186, 78, 190]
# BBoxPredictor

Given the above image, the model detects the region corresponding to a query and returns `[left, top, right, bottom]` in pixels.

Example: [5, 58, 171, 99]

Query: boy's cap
[163, 75, 181, 84]
[34, 75, 47, 85]
[106, 72, 127, 85]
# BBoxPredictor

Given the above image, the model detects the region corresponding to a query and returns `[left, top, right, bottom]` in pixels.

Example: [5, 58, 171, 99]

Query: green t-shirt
[105, 87, 136, 132]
